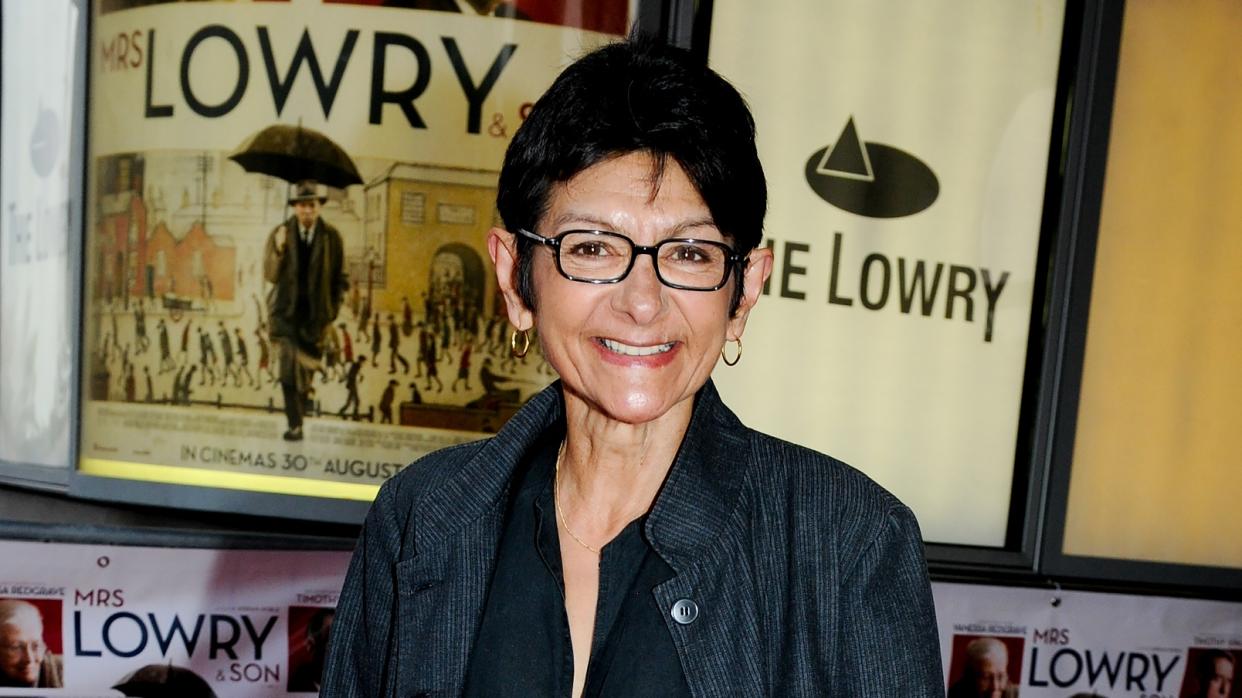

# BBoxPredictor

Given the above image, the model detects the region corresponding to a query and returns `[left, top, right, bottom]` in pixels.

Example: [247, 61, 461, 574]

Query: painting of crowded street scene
[78, 145, 560, 493]
[85, 148, 555, 435]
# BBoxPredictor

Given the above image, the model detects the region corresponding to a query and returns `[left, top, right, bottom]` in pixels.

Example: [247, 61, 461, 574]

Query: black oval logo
[804, 118, 938, 219]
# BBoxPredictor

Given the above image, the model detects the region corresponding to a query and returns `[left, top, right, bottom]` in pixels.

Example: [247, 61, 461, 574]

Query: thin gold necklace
[554, 441, 601, 555]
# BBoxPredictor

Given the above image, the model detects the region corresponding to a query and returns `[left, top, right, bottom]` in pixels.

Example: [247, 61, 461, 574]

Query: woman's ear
[726, 245, 774, 341]
[488, 227, 534, 331]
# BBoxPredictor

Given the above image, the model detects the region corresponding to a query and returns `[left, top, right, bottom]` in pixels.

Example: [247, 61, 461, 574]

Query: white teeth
[601, 338, 674, 356]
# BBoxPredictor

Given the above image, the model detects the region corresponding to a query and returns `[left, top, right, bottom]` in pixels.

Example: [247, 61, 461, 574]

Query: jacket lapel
[395, 385, 563, 695]
[394, 513, 505, 696]
[646, 382, 766, 695]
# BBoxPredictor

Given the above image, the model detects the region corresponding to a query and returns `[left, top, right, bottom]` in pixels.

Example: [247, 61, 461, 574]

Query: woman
[324, 37, 942, 696]
[1185, 650, 1235, 698]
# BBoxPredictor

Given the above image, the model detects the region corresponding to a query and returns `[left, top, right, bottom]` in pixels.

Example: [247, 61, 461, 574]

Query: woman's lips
[594, 337, 680, 367]
[600, 338, 675, 356]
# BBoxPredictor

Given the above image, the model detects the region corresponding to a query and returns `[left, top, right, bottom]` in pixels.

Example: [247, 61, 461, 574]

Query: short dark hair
[496, 36, 766, 315]
[1197, 649, 1236, 677]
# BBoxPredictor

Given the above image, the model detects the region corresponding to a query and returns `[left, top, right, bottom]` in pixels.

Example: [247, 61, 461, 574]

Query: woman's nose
[612, 252, 666, 323]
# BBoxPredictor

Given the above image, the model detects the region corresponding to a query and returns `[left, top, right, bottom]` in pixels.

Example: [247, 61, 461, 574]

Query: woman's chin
[585, 386, 693, 427]
[609, 391, 665, 424]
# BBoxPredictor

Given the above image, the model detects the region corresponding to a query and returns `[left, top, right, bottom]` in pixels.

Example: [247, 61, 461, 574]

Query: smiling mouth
[599, 338, 676, 357]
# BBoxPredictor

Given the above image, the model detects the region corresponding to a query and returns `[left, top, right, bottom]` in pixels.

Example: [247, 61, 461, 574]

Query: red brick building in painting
[94, 154, 235, 303]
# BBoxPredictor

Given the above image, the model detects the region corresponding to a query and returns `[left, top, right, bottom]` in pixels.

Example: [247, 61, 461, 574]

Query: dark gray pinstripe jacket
[323, 380, 944, 696]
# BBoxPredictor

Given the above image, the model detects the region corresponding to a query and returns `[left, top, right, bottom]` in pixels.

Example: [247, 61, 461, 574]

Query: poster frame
[0, 0, 89, 490]
[0, 509, 356, 551]
[1037, 0, 1242, 594]
[60, 0, 654, 526]
[690, 0, 1094, 569]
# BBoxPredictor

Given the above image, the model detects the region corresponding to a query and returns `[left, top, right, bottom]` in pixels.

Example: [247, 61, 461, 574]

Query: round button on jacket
[671, 598, 699, 625]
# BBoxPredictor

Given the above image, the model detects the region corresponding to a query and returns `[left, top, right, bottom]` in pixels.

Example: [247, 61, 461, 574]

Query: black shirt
[463, 431, 692, 697]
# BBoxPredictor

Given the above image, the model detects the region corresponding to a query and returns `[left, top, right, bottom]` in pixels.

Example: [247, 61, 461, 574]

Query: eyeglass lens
[556, 231, 731, 289]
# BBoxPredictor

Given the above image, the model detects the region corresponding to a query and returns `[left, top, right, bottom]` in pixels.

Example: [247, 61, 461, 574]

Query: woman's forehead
[543, 153, 716, 235]
[562, 152, 698, 198]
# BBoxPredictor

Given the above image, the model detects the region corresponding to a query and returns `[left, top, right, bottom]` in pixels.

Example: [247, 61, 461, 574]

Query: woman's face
[1205, 657, 1234, 698]
[491, 152, 771, 426]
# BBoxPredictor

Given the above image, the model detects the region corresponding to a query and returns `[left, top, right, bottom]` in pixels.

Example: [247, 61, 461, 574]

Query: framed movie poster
[934, 582, 1242, 697]
[0, 539, 351, 695]
[705, 0, 1068, 548]
[0, 0, 87, 486]
[74, 0, 628, 520]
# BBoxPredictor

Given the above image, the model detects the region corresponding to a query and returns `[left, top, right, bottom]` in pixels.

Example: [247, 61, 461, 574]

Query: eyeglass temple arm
[514, 228, 552, 244]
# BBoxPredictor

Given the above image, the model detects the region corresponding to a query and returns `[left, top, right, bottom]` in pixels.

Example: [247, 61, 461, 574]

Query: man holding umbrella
[263, 180, 348, 441]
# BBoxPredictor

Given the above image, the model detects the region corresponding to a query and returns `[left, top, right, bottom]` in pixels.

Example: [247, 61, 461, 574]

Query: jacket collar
[644, 379, 749, 569]
[411, 379, 749, 571]
[411, 382, 561, 554]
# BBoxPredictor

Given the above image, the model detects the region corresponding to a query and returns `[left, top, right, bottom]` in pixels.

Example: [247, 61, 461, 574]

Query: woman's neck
[557, 390, 693, 540]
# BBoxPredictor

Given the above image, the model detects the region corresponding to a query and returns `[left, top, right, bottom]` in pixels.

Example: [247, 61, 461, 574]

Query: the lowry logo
[804, 117, 938, 218]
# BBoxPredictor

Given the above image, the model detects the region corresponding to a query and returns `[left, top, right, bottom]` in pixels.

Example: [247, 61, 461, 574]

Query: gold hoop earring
[510, 328, 531, 358]
[721, 337, 742, 366]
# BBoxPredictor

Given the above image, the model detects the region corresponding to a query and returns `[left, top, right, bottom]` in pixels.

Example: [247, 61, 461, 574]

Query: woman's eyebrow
[548, 212, 718, 236]
[548, 212, 616, 230]
[667, 217, 718, 235]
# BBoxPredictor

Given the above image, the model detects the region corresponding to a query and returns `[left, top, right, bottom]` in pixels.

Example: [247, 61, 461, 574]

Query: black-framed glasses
[516, 228, 743, 291]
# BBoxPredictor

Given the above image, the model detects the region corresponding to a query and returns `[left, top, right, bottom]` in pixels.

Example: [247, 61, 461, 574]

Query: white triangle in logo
[815, 116, 875, 182]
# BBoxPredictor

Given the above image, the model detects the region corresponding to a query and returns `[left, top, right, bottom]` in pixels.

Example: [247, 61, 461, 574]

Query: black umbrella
[112, 663, 217, 698]
[228, 123, 363, 189]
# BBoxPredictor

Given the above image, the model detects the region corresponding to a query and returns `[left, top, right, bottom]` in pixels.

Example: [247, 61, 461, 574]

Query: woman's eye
[566, 241, 618, 257]
[668, 244, 712, 263]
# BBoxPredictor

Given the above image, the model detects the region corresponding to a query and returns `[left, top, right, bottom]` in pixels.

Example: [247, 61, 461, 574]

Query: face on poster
[79, 0, 626, 501]
[707, 0, 1066, 546]
[0, 0, 79, 469]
